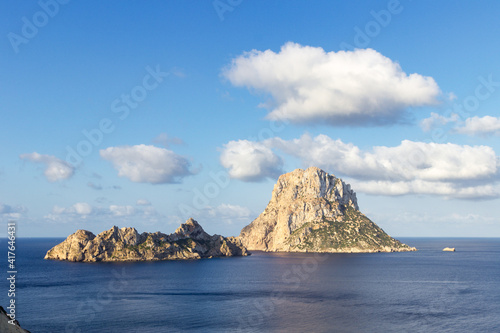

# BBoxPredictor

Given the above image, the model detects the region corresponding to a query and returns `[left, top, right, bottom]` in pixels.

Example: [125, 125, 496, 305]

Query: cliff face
[240, 167, 416, 253]
[0, 306, 30, 333]
[45, 218, 249, 262]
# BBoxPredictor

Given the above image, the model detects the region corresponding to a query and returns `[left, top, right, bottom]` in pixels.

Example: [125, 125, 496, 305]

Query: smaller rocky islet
[44, 218, 249, 262]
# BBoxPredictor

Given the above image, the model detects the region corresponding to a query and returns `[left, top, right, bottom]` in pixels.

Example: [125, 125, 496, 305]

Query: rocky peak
[174, 218, 210, 241]
[98, 226, 142, 246]
[0, 306, 31, 333]
[73, 229, 96, 241]
[240, 167, 415, 253]
[272, 167, 358, 210]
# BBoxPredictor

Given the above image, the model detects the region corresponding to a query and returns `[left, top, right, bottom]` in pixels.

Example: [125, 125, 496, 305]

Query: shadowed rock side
[45, 218, 249, 262]
[0, 306, 31, 333]
[240, 167, 416, 253]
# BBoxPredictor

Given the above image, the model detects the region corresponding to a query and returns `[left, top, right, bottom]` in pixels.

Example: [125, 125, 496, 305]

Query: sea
[1, 238, 499, 333]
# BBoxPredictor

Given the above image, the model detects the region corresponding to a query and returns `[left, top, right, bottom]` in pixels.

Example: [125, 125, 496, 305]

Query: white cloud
[271, 134, 498, 184]
[0, 203, 23, 214]
[73, 202, 93, 215]
[229, 133, 500, 199]
[109, 205, 136, 216]
[48, 202, 94, 220]
[100, 144, 193, 184]
[455, 116, 500, 136]
[205, 204, 252, 225]
[420, 112, 459, 132]
[353, 180, 498, 199]
[0, 203, 27, 220]
[108, 204, 162, 225]
[223, 42, 441, 125]
[219, 140, 283, 181]
[20, 152, 74, 182]
[208, 203, 251, 219]
[136, 199, 151, 206]
[380, 211, 495, 225]
[45, 201, 163, 226]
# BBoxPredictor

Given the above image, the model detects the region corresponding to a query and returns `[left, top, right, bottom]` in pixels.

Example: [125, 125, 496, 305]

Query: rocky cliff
[45, 218, 249, 262]
[0, 306, 30, 333]
[240, 167, 416, 253]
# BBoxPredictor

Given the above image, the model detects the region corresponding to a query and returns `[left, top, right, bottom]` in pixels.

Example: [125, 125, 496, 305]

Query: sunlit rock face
[45, 218, 249, 262]
[240, 167, 416, 253]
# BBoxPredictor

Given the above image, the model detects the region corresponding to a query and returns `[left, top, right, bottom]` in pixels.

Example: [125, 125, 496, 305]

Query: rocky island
[239, 167, 416, 253]
[45, 218, 249, 262]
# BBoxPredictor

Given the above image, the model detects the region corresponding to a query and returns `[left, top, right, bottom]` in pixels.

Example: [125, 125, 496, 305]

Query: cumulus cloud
[220, 134, 500, 199]
[109, 205, 135, 217]
[271, 134, 498, 184]
[108, 203, 163, 224]
[0, 203, 23, 214]
[46, 201, 163, 225]
[49, 202, 94, 219]
[20, 152, 74, 182]
[222, 43, 441, 125]
[73, 202, 93, 215]
[219, 140, 284, 181]
[420, 112, 459, 132]
[353, 180, 498, 199]
[0, 203, 27, 220]
[205, 204, 252, 225]
[454, 116, 500, 136]
[272, 134, 499, 198]
[208, 204, 251, 219]
[100, 144, 194, 184]
[421, 114, 500, 137]
[379, 211, 495, 225]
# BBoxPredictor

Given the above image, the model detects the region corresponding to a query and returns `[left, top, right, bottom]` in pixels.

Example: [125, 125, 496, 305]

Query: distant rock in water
[0, 306, 31, 333]
[240, 167, 416, 253]
[45, 218, 249, 262]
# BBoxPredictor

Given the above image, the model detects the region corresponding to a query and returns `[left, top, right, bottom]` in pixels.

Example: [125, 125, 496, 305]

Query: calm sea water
[1, 238, 499, 333]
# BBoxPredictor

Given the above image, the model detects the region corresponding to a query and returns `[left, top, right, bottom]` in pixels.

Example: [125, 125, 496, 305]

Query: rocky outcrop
[45, 218, 249, 262]
[240, 167, 416, 253]
[0, 306, 30, 333]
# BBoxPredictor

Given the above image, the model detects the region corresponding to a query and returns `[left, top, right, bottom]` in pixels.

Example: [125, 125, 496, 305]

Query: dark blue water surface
[1, 238, 499, 332]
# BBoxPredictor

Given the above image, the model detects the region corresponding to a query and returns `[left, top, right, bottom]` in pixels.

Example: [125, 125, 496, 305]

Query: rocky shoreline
[0, 306, 30, 333]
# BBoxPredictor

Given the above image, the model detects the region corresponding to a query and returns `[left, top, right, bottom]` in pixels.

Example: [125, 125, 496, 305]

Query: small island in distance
[45, 167, 416, 262]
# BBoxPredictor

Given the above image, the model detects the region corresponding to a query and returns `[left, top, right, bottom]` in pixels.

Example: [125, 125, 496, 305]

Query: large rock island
[240, 167, 416, 253]
[45, 218, 249, 262]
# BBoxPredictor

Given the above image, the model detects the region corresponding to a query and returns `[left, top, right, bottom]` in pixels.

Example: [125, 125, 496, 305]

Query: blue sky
[1, 0, 500, 238]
